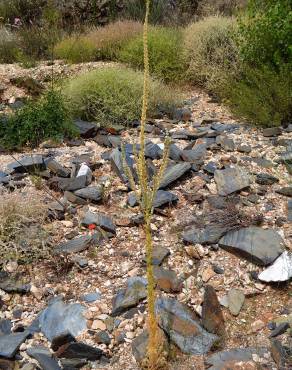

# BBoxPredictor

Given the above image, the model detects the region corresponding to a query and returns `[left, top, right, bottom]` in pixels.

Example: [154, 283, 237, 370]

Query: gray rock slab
[214, 166, 250, 196]
[219, 227, 285, 266]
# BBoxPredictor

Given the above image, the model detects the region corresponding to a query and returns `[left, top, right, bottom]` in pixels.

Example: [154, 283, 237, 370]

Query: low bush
[0, 89, 77, 149]
[63, 66, 181, 126]
[0, 27, 20, 63]
[118, 26, 185, 83]
[54, 35, 96, 63]
[222, 64, 292, 127]
[197, 0, 247, 16]
[0, 191, 51, 265]
[86, 20, 143, 60]
[183, 16, 237, 92]
[237, 0, 292, 69]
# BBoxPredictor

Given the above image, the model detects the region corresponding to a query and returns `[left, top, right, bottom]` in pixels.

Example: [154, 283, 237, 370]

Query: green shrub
[222, 64, 292, 127]
[118, 26, 185, 82]
[183, 16, 237, 92]
[63, 66, 181, 126]
[86, 20, 143, 60]
[0, 27, 20, 63]
[237, 0, 292, 68]
[0, 89, 77, 149]
[54, 35, 96, 63]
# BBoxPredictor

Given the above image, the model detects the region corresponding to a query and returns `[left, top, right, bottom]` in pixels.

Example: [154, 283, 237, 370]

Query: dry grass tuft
[0, 191, 52, 265]
[87, 20, 143, 60]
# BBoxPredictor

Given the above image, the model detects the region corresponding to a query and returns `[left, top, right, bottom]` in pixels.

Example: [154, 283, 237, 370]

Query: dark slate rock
[94, 134, 111, 147]
[0, 171, 7, 178]
[276, 187, 292, 197]
[202, 285, 225, 336]
[270, 339, 291, 368]
[0, 332, 29, 358]
[214, 166, 250, 196]
[7, 155, 45, 174]
[81, 211, 116, 234]
[213, 265, 224, 274]
[181, 144, 206, 163]
[64, 191, 87, 205]
[173, 108, 192, 121]
[27, 347, 61, 370]
[38, 299, 87, 342]
[60, 358, 88, 369]
[219, 226, 285, 266]
[0, 273, 30, 294]
[159, 163, 191, 189]
[127, 190, 178, 209]
[270, 322, 290, 338]
[95, 331, 111, 345]
[169, 144, 182, 161]
[256, 173, 279, 185]
[203, 161, 217, 174]
[112, 277, 147, 316]
[51, 332, 76, 351]
[80, 292, 101, 303]
[57, 175, 87, 192]
[144, 141, 163, 159]
[55, 234, 98, 255]
[216, 136, 235, 151]
[74, 120, 98, 138]
[108, 135, 121, 148]
[153, 266, 182, 293]
[74, 186, 103, 203]
[205, 347, 269, 370]
[142, 246, 170, 266]
[263, 127, 282, 137]
[0, 320, 12, 335]
[183, 221, 230, 245]
[55, 342, 103, 361]
[146, 158, 157, 181]
[47, 160, 70, 178]
[155, 297, 218, 355]
[110, 148, 135, 186]
[237, 144, 251, 153]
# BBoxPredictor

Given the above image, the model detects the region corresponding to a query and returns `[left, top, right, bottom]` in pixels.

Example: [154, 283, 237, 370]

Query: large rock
[219, 227, 285, 266]
[81, 211, 116, 234]
[27, 347, 61, 370]
[227, 289, 245, 316]
[169, 144, 182, 161]
[142, 246, 170, 266]
[159, 163, 191, 189]
[258, 251, 292, 282]
[55, 234, 99, 255]
[47, 160, 70, 178]
[128, 190, 178, 209]
[202, 286, 225, 335]
[0, 332, 29, 358]
[205, 347, 270, 370]
[74, 186, 103, 203]
[38, 298, 87, 342]
[155, 297, 218, 355]
[7, 155, 45, 174]
[144, 141, 163, 159]
[183, 222, 230, 245]
[55, 342, 103, 361]
[153, 267, 182, 293]
[74, 119, 98, 138]
[112, 277, 147, 316]
[181, 144, 206, 162]
[214, 166, 250, 196]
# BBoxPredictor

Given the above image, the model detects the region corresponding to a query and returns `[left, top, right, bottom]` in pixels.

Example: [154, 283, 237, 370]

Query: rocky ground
[0, 62, 291, 370]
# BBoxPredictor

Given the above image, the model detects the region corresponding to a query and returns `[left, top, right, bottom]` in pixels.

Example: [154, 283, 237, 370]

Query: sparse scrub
[118, 26, 185, 83]
[197, 0, 247, 16]
[183, 16, 237, 92]
[63, 66, 181, 126]
[86, 20, 143, 60]
[54, 35, 96, 63]
[0, 27, 20, 63]
[222, 64, 292, 127]
[0, 191, 51, 265]
[0, 89, 77, 150]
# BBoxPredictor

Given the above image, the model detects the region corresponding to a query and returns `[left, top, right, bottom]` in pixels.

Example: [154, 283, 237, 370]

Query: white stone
[259, 251, 292, 282]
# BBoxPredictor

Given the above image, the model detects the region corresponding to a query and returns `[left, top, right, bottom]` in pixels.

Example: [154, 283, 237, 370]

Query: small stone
[251, 320, 265, 333]
[256, 173, 279, 185]
[228, 289, 245, 316]
[95, 330, 111, 345]
[202, 266, 216, 282]
[153, 266, 182, 293]
[263, 127, 282, 137]
[91, 320, 106, 331]
[202, 285, 225, 336]
[237, 144, 251, 153]
[270, 322, 290, 338]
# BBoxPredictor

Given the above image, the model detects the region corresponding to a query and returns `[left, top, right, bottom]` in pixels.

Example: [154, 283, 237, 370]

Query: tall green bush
[118, 26, 185, 83]
[0, 90, 77, 149]
[62, 66, 181, 126]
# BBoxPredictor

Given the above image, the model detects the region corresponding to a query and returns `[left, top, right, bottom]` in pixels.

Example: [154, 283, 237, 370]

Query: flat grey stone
[7, 155, 45, 174]
[81, 211, 116, 234]
[214, 166, 250, 196]
[47, 160, 70, 178]
[219, 227, 285, 266]
[74, 186, 103, 203]
[38, 299, 87, 342]
[27, 347, 61, 370]
[155, 297, 218, 355]
[227, 289, 245, 316]
[55, 234, 98, 255]
[142, 246, 170, 266]
[112, 277, 147, 316]
[159, 163, 191, 189]
[0, 332, 29, 358]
